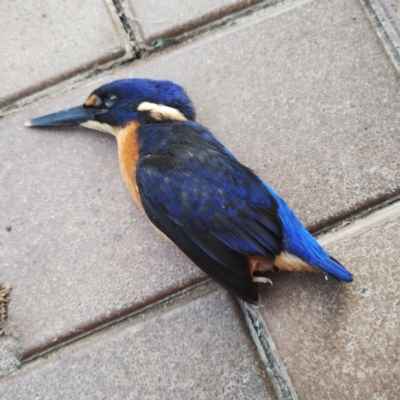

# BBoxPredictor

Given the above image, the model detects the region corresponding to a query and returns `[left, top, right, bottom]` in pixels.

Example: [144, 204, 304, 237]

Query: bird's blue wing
[136, 122, 283, 302]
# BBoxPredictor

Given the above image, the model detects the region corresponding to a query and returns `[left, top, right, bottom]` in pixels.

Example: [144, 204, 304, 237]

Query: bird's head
[25, 79, 196, 136]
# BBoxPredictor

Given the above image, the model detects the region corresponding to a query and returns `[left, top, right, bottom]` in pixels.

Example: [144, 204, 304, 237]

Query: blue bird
[26, 79, 353, 303]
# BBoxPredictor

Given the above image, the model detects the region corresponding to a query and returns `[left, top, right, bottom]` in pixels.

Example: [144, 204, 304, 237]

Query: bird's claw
[252, 276, 273, 285]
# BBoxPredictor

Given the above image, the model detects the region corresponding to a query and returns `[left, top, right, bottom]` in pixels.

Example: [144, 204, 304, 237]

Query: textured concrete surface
[128, 0, 270, 44]
[2, 0, 400, 362]
[258, 202, 400, 399]
[0, 288, 277, 400]
[0, 0, 126, 107]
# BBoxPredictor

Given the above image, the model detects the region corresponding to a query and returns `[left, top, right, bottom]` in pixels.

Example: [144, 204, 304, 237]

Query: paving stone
[0, 0, 126, 107]
[0, 288, 278, 400]
[128, 0, 271, 44]
[2, 0, 400, 361]
[257, 202, 400, 399]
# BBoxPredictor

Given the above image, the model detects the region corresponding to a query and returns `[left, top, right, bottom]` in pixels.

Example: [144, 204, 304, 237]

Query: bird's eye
[105, 94, 118, 108]
[93, 97, 103, 107]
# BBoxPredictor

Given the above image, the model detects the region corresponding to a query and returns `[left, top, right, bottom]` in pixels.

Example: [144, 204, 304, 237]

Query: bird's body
[26, 79, 353, 302]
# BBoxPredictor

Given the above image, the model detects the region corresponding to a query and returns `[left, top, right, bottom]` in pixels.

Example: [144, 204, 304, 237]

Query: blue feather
[136, 120, 353, 283]
[266, 184, 353, 282]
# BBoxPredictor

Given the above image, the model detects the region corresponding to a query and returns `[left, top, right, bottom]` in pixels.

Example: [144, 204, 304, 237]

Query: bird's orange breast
[116, 121, 144, 212]
[116, 121, 174, 243]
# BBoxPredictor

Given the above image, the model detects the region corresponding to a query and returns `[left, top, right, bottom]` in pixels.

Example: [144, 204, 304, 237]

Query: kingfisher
[25, 79, 353, 303]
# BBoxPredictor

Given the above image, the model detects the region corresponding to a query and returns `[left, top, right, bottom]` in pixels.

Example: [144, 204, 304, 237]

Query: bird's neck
[116, 121, 144, 211]
[114, 103, 189, 207]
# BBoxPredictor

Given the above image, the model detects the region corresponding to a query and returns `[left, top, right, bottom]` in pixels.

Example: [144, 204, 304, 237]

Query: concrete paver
[128, 0, 271, 44]
[1, 0, 400, 363]
[0, 287, 277, 400]
[258, 202, 400, 399]
[0, 0, 126, 107]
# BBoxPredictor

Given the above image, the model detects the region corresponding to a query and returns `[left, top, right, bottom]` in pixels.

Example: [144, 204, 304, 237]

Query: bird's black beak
[25, 105, 108, 127]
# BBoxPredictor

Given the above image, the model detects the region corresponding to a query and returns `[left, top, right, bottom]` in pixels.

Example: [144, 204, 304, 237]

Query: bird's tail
[320, 255, 353, 282]
[265, 183, 353, 283]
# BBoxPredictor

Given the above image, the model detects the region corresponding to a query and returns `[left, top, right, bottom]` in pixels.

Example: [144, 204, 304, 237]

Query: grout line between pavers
[0, 0, 304, 119]
[358, 0, 400, 74]
[110, 0, 143, 53]
[131, 0, 311, 55]
[239, 301, 298, 400]
[379, 0, 400, 36]
[21, 277, 209, 364]
[103, 0, 138, 57]
[318, 199, 400, 247]
[313, 192, 400, 238]
[0, 280, 218, 381]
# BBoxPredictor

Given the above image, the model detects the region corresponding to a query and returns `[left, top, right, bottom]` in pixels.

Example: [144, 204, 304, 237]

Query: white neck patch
[137, 102, 187, 122]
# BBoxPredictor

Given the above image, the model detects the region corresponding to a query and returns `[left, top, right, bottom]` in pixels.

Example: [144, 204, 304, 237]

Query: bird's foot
[252, 276, 273, 285]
